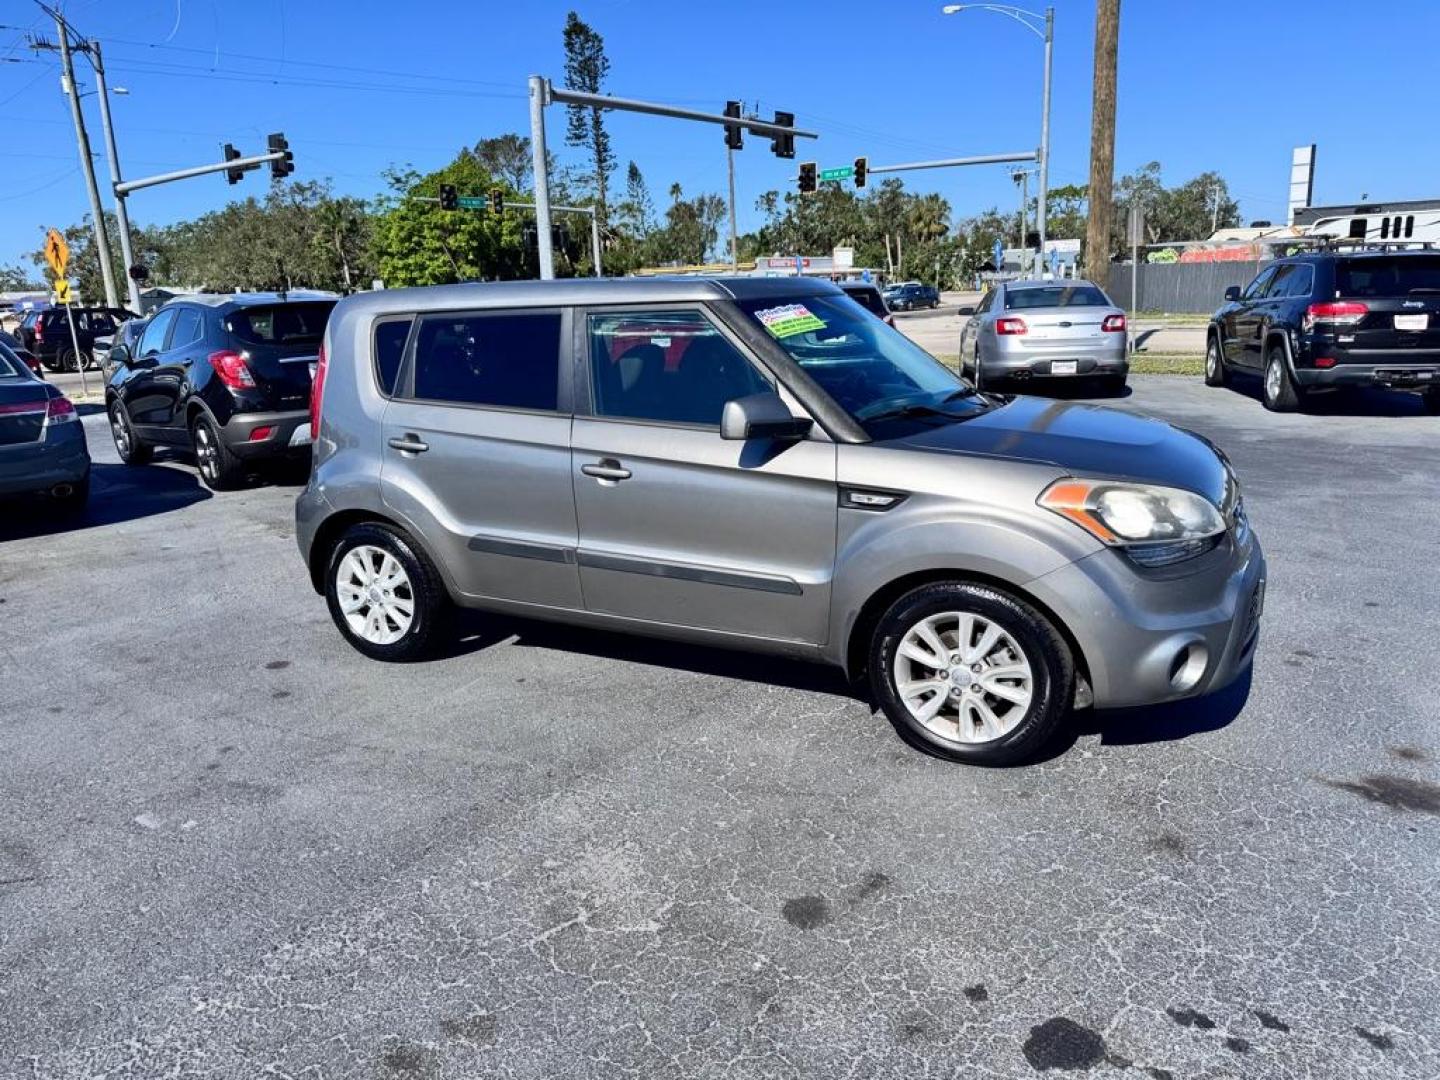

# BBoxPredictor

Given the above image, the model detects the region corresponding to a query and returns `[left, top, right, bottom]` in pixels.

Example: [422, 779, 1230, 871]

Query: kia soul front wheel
[869, 581, 1074, 765]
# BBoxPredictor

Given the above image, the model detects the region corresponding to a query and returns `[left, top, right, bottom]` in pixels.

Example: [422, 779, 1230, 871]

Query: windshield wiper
[860, 400, 987, 424]
[939, 386, 983, 403]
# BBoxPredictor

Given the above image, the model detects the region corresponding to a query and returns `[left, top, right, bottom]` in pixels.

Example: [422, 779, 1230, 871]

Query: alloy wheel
[110, 405, 130, 457]
[892, 611, 1034, 745]
[1206, 341, 1219, 379]
[1265, 356, 1281, 402]
[335, 545, 415, 645]
[193, 423, 219, 482]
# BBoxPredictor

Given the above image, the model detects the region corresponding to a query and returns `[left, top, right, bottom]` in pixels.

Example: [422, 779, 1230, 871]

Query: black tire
[108, 399, 152, 465]
[324, 522, 450, 662]
[190, 412, 245, 490]
[57, 347, 90, 373]
[1262, 345, 1302, 412]
[868, 581, 1074, 766]
[1204, 334, 1228, 387]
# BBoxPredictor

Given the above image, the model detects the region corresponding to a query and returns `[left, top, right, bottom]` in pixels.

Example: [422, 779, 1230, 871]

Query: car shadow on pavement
[1044, 665, 1254, 760]
[0, 462, 210, 542]
[1222, 377, 1433, 417]
[446, 609, 856, 698]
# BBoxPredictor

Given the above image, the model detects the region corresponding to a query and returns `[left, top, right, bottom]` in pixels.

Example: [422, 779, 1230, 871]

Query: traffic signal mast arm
[115, 146, 292, 195]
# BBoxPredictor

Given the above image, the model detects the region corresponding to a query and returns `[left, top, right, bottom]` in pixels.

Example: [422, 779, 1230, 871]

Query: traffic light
[798, 162, 817, 196]
[439, 184, 458, 211]
[489, 187, 504, 217]
[724, 100, 743, 151]
[267, 132, 294, 179]
[770, 110, 795, 159]
[223, 143, 243, 185]
[854, 156, 868, 189]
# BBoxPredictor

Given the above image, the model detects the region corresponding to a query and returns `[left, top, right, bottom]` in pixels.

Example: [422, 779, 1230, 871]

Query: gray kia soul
[297, 277, 1265, 765]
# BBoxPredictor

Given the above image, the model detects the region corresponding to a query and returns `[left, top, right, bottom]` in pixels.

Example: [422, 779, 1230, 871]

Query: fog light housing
[1168, 642, 1209, 693]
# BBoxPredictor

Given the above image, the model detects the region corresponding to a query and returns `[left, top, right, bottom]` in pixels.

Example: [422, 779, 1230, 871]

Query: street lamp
[942, 4, 1054, 276]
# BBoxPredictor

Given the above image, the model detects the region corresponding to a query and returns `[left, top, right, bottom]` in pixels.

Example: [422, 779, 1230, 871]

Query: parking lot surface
[3, 378, 1438, 1079]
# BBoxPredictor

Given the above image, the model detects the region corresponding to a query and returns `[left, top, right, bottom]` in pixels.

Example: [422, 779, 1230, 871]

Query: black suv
[106, 292, 337, 489]
[14, 306, 138, 372]
[1207, 249, 1440, 412]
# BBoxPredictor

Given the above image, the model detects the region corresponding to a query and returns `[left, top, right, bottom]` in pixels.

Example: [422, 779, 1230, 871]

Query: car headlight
[1038, 479, 1227, 567]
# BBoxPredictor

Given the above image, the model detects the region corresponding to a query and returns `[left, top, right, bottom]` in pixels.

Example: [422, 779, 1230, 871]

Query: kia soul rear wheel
[325, 523, 449, 661]
[870, 582, 1073, 765]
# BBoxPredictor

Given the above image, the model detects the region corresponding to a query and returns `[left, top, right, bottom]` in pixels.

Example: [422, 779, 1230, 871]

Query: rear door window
[1336, 256, 1440, 297]
[168, 308, 203, 349]
[409, 310, 560, 411]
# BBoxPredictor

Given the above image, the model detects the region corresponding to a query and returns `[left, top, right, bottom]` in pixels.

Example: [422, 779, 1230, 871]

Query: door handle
[388, 435, 429, 454]
[581, 459, 631, 481]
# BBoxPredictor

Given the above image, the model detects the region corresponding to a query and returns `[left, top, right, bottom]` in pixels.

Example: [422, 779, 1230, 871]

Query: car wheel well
[845, 568, 1090, 689]
[307, 510, 411, 594]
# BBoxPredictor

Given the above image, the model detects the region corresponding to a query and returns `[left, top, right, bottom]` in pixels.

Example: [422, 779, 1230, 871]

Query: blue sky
[2, 0, 1438, 274]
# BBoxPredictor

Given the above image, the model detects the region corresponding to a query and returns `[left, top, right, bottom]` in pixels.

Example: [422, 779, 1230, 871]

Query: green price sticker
[753, 303, 826, 339]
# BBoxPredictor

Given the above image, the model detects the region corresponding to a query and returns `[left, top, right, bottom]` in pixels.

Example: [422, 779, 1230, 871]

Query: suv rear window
[1336, 256, 1440, 297]
[1005, 285, 1109, 309]
[226, 302, 336, 346]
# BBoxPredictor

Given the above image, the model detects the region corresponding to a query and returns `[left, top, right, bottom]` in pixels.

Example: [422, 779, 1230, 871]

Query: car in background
[839, 281, 895, 327]
[883, 283, 940, 311]
[959, 279, 1128, 393]
[106, 291, 337, 490]
[1207, 249, 1440, 413]
[0, 329, 42, 378]
[296, 276, 1263, 767]
[0, 338, 88, 510]
[13, 306, 139, 373]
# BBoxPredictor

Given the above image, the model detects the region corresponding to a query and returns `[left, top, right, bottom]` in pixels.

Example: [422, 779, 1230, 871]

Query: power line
[102, 57, 528, 101]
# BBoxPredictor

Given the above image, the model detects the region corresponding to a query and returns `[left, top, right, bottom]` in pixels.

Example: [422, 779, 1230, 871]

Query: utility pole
[1084, 0, 1120, 290]
[1014, 170, 1029, 273]
[88, 41, 140, 311]
[1037, 6, 1053, 271]
[37, 5, 119, 309]
[1210, 184, 1221, 234]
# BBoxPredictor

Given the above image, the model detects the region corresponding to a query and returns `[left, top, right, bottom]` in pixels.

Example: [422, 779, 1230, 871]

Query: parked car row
[0, 338, 88, 509]
[883, 282, 940, 311]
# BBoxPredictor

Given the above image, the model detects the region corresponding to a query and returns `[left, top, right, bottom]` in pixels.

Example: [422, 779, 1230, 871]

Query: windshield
[1005, 285, 1110, 309]
[736, 293, 989, 431]
[1336, 256, 1440, 297]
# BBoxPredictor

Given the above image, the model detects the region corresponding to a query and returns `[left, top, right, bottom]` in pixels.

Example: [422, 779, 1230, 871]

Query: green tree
[371, 153, 530, 286]
[472, 133, 534, 192]
[1, 263, 43, 291]
[562, 12, 616, 225]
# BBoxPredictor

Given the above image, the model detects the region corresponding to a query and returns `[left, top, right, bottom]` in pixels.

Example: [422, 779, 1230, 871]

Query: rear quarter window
[373, 318, 413, 396]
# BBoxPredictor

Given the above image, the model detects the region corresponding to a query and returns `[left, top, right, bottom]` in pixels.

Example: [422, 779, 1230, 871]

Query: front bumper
[1026, 532, 1266, 710]
[221, 409, 312, 459]
[0, 422, 90, 497]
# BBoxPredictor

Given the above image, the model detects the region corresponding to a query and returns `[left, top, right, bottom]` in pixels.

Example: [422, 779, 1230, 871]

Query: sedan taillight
[209, 350, 255, 389]
[44, 395, 78, 426]
[1303, 301, 1367, 333]
[1102, 314, 1127, 332]
[995, 316, 1028, 336]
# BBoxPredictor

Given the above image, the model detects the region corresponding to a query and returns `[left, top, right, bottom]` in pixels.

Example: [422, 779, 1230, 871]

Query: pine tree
[562, 12, 616, 225]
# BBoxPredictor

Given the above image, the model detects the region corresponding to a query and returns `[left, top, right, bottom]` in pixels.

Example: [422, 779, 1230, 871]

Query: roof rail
[1304, 236, 1438, 253]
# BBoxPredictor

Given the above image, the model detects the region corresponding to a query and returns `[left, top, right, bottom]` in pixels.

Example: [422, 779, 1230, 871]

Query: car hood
[887, 395, 1231, 505]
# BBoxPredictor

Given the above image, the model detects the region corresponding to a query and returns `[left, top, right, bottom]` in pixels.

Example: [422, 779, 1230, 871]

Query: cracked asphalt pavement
[2, 376, 1437, 1078]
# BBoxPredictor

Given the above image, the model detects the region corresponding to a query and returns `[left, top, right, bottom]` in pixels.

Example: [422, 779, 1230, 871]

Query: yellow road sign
[54, 279, 73, 304]
[44, 228, 69, 277]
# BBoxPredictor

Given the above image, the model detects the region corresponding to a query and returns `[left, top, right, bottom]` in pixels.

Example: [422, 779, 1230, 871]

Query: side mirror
[108, 343, 131, 368]
[1224, 285, 1242, 302]
[720, 392, 813, 442]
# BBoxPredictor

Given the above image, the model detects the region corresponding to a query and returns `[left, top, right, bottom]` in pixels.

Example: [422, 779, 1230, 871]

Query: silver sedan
[959, 279, 1129, 392]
